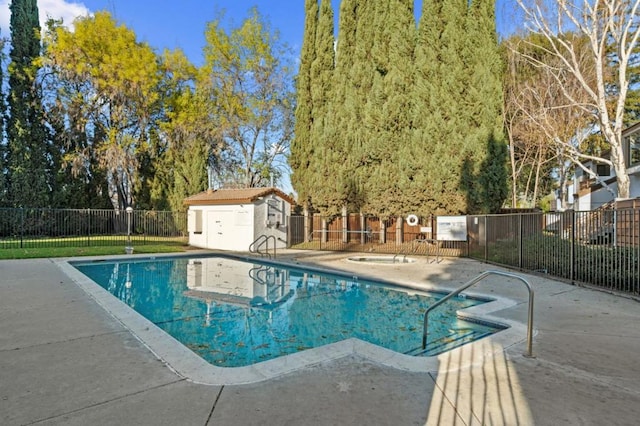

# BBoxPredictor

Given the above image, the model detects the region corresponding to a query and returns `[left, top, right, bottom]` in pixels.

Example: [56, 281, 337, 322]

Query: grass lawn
[0, 243, 188, 260]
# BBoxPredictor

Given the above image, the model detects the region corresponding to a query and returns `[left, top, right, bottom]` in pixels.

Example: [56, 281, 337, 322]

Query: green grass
[0, 243, 188, 260]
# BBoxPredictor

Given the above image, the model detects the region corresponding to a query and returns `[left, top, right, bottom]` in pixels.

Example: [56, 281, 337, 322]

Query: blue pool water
[73, 255, 504, 367]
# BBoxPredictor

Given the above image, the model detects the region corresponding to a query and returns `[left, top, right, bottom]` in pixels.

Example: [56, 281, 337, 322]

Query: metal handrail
[422, 270, 534, 357]
[392, 247, 408, 263]
[414, 237, 441, 263]
[393, 237, 440, 263]
[249, 234, 277, 258]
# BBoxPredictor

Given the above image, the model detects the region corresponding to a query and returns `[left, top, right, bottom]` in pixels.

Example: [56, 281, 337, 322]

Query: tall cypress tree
[463, 0, 508, 213]
[315, 0, 358, 217]
[6, 0, 51, 207]
[412, 0, 453, 215]
[290, 0, 318, 209]
[0, 36, 7, 206]
[292, 0, 506, 217]
[432, 0, 470, 214]
[365, 0, 416, 218]
[309, 0, 335, 210]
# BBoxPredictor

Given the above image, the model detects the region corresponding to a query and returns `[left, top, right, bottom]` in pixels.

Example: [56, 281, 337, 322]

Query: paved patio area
[1, 251, 640, 425]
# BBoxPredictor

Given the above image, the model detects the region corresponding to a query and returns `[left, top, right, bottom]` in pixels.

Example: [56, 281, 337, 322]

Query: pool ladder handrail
[249, 234, 276, 258]
[422, 270, 534, 357]
[392, 248, 409, 264]
[413, 237, 442, 263]
[392, 238, 427, 263]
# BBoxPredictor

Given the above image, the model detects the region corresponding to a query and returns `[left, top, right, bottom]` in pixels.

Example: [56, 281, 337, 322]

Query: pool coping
[55, 252, 532, 385]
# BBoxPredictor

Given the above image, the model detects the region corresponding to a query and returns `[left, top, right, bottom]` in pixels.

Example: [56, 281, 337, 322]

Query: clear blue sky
[8, 0, 518, 67]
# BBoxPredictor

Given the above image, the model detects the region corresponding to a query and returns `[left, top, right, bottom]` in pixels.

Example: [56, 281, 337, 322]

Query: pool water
[73, 255, 504, 368]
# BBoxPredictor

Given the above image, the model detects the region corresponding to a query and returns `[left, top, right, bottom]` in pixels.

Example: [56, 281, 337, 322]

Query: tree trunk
[609, 134, 630, 199]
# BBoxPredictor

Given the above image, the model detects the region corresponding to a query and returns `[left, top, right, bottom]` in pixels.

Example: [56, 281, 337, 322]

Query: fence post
[519, 214, 523, 269]
[20, 208, 24, 249]
[321, 218, 327, 244]
[484, 215, 488, 261]
[570, 210, 575, 283]
[304, 208, 310, 243]
[342, 206, 348, 243]
[86, 208, 91, 247]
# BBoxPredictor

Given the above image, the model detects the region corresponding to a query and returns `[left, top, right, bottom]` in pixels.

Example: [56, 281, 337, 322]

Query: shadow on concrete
[427, 338, 533, 425]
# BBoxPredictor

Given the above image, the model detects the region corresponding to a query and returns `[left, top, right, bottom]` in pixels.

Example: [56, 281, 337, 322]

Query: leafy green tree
[157, 49, 219, 212]
[44, 12, 163, 210]
[6, 0, 52, 207]
[201, 8, 295, 189]
[294, 0, 505, 217]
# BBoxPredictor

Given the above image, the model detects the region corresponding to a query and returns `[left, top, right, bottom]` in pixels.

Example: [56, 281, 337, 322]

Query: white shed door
[207, 210, 234, 249]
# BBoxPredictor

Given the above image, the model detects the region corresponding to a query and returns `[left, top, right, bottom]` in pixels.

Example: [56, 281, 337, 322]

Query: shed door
[207, 210, 233, 249]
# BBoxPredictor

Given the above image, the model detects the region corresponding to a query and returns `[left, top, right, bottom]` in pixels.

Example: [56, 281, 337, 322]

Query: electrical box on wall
[266, 198, 284, 227]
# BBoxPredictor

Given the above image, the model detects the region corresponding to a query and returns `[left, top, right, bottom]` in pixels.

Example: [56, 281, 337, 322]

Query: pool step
[404, 329, 493, 357]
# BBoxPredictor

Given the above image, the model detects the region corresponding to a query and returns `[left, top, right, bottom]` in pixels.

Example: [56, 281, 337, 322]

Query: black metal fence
[0, 208, 187, 249]
[289, 210, 640, 296]
[468, 210, 640, 295]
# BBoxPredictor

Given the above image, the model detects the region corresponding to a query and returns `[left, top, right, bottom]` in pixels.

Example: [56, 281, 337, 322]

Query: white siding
[188, 204, 255, 251]
[187, 192, 292, 251]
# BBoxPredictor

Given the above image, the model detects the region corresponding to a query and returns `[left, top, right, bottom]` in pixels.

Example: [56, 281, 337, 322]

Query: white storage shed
[184, 187, 294, 252]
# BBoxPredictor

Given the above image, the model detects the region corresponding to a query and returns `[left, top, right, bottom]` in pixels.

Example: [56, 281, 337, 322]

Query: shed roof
[184, 187, 295, 206]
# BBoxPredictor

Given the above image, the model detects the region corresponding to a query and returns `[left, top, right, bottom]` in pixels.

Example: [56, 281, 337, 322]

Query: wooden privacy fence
[288, 213, 468, 257]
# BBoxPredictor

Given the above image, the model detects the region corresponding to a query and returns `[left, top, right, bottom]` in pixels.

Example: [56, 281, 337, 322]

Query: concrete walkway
[1, 251, 640, 425]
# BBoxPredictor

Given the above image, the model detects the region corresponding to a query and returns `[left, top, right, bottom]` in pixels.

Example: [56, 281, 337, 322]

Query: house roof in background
[623, 121, 640, 136]
[184, 187, 295, 206]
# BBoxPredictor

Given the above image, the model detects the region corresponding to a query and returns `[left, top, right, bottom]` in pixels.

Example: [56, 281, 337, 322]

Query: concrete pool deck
[1, 251, 640, 425]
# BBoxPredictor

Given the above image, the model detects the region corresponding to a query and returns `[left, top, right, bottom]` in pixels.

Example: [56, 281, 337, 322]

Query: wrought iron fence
[0, 208, 187, 249]
[468, 210, 640, 295]
[289, 210, 640, 296]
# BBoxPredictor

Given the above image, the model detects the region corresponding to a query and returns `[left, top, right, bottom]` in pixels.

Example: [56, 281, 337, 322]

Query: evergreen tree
[308, 0, 336, 214]
[315, 0, 359, 217]
[410, 0, 506, 215]
[465, 0, 508, 213]
[0, 36, 7, 206]
[412, 0, 458, 215]
[291, 0, 506, 217]
[291, 0, 318, 209]
[365, 0, 416, 218]
[6, 0, 52, 207]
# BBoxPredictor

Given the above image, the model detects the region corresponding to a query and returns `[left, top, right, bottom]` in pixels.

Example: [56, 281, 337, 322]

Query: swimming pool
[72, 255, 504, 368]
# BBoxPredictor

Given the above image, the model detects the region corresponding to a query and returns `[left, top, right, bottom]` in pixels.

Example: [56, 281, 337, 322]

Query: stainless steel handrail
[422, 270, 534, 357]
[392, 248, 408, 263]
[414, 237, 441, 263]
[249, 235, 276, 258]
